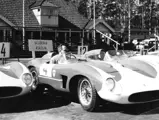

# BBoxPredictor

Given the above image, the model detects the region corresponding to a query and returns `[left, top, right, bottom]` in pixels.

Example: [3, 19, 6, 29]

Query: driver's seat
[58, 57, 68, 64]
[50, 53, 68, 64]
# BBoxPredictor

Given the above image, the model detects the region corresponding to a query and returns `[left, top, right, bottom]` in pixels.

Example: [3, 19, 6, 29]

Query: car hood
[86, 59, 158, 82]
[86, 60, 122, 81]
[93, 60, 159, 96]
[118, 58, 158, 79]
[0, 62, 23, 79]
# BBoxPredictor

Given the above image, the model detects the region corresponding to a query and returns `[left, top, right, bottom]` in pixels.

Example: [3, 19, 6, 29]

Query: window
[41, 8, 49, 16]
[41, 8, 58, 16]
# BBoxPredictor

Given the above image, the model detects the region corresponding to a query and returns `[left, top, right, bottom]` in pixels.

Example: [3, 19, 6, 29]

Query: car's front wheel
[78, 77, 99, 112]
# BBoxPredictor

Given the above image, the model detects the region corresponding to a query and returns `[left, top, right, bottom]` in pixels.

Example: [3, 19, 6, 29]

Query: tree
[76, 0, 159, 35]
[134, 0, 159, 33]
[78, 0, 89, 18]
[78, 0, 103, 19]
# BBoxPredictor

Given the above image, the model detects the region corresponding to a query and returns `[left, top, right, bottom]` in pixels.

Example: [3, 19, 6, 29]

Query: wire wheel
[79, 78, 93, 106]
[78, 77, 99, 112]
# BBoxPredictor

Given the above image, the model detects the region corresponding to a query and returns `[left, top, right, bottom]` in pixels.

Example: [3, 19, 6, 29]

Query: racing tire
[29, 67, 39, 86]
[29, 67, 43, 98]
[78, 77, 99, 112]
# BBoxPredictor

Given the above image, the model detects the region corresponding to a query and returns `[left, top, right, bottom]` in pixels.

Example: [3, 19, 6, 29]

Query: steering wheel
[66, 53, 77, 59]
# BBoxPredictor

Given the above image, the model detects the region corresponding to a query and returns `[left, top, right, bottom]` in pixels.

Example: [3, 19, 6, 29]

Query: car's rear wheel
[78, 77, 99, 112]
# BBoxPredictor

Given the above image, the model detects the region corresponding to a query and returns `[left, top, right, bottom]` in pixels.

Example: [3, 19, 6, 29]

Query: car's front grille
[0, 87, 22, 97]
[128, 90, 159, 102]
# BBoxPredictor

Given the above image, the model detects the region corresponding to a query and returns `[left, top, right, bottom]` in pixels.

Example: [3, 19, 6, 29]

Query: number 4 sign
[0, 42, 10, 58]
[78, 46, 88, 55]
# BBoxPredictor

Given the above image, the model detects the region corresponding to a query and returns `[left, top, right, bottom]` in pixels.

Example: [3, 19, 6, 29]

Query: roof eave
[0, 15, 16, 28]
[86, 19, 115, 33]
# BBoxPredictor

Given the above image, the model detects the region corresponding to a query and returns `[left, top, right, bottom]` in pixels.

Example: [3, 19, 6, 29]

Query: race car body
[84, 49, 137, 62]
[128, 55, 159, 75]
[0, 61, 37, 99]
[148, 50, 159, 56]
[27, 52, 159, 112]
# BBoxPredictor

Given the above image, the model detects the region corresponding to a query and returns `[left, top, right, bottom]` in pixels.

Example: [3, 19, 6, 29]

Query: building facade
[0, 0, 115, 57]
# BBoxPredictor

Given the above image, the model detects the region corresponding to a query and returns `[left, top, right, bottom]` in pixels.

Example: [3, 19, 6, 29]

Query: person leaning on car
[50, 44, 68, 64]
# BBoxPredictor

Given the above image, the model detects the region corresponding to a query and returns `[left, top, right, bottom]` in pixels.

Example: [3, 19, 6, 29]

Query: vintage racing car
[84, 49, 137, 61]
[27, 52, 159, 112]
[0, 61, 37, 111]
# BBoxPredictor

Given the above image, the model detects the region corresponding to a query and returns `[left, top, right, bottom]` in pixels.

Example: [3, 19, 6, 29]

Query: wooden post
[30, 32, 35, 59]
[87, 31, 89, 41]
[64, 32, 67, 43]
[54, 30, 57, 49]
[3, 29, 6, 42]
[69, 29, 71, 46]
[40, 27, 42, 39]
[31, 32, 33, 39]
[32, 51, 36, 59]
[81, 29, 84, 47]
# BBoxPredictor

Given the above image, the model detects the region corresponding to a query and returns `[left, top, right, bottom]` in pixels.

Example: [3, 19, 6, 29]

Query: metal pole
[93, 0, 96, 45]
[81, 29, 84, 47]
[128, 0, 131, 43]
[22, 0, 25, 50]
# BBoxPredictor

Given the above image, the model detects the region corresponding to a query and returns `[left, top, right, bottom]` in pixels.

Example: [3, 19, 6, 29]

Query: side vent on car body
[61, 75, 68, 88]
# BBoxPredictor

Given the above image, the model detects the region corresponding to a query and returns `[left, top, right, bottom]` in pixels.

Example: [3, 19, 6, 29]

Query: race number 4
[0, 42, 10, 58]
[78, 46, 88, 55]
[1, 43, 6, 57]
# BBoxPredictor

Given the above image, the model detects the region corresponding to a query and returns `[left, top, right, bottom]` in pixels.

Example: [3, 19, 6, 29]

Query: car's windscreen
[107, 50, 135, 57]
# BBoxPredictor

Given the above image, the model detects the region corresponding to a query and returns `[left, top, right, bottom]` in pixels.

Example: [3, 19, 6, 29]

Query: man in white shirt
[50, 44, 68, 64]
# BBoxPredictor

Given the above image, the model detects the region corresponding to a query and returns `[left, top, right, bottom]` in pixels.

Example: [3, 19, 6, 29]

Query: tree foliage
[76, 0, 159, 33]
[78, 0, 89, 18]
[134, 0, 159, 33]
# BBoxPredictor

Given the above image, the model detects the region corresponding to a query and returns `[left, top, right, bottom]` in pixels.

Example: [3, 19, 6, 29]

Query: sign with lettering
[78, 46, 88, 55]
[0, 42, 10, 58]
[28, 39, 53, 51]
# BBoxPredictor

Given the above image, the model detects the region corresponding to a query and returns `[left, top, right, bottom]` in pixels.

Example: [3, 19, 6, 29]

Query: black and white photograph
[1, 0, 159, 120]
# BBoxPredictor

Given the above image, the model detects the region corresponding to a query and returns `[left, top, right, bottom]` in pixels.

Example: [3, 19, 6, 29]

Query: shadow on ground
[0, 92, 72, 114]
[1, 92, 159, 115]
[95, 100, 159, 115]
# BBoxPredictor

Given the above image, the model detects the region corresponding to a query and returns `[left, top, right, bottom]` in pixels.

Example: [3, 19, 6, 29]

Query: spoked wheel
[78, 77, 99, 112]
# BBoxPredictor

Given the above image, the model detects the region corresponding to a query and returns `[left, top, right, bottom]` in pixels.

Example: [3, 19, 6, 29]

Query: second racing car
[27, 51, 159, 112]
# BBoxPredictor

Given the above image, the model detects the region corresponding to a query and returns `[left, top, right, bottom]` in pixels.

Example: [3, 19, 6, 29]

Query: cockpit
[84, 49, 136, 62]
